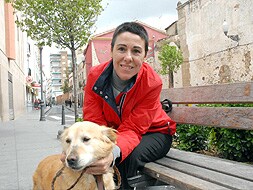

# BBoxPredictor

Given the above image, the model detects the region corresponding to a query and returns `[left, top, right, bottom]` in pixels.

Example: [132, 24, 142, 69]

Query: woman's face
[111, 32, 146, 81]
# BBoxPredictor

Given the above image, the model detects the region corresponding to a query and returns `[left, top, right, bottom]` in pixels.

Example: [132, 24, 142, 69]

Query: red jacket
[83, 60, 176, 161]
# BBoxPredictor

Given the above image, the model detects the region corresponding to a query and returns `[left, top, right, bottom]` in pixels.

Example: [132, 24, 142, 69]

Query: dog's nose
[67, 155, 78, 166]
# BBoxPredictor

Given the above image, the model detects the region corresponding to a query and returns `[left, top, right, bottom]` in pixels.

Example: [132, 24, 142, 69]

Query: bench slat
[168, 107, 253, 130]
[143, 163, 230, 190]
[152, 158, 253, 189]
[161, 82, 253, 104]
[167, 149, 253, 182]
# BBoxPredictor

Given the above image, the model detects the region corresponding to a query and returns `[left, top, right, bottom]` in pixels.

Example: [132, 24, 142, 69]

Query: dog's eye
[82, 137, 90, 142]
[66, 138, 71, 144]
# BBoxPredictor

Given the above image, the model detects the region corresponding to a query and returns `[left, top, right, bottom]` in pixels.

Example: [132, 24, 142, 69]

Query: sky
[43, 0, 179, 77]
[95, 0, 179, 34]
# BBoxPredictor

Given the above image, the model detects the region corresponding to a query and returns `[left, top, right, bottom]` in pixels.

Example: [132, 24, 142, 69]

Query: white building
[24, 39, 43, 112]
[49, 51, 72, 104]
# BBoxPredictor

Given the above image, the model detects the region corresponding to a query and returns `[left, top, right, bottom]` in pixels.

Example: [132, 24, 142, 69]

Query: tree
[60, 69, 71, 94]
[158, 44, 183, 88]
[61, 79, 71, 94]
[6, 0, 104, 120]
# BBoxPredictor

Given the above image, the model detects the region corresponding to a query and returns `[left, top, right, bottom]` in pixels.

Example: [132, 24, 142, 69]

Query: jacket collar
[92, 61, 118, 114]
[92, 61, 138, 117]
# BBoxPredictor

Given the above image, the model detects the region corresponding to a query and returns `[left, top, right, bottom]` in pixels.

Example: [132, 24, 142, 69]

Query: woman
[83, 22, 176, 189]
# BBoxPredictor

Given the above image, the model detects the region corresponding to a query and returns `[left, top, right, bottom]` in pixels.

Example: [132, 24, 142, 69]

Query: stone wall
[176, 0, 253, 87]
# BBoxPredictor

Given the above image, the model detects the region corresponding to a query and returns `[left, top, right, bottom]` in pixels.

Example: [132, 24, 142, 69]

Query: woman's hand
[86, 152, 114, 175]
[60, 151, 66, 163]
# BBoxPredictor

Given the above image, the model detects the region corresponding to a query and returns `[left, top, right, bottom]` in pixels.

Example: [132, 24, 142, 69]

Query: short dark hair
[111, 22, 149, 56]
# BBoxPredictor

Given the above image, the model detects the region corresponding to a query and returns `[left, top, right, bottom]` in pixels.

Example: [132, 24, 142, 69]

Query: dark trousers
[117, 132, 172, 189]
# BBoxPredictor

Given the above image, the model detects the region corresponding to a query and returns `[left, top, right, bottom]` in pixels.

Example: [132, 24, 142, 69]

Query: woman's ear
[144, 51, 148, 58]
[110, 49, 113, 58]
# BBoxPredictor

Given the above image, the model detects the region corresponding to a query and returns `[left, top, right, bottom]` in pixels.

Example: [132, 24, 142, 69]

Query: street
[46, 105, 82, 126]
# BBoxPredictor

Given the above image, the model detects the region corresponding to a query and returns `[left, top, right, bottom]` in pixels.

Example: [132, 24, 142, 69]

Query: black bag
[161, 99, 172, 113]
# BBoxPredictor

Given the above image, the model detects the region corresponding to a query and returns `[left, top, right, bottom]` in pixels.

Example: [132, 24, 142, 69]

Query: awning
[31, 81, 41, 88]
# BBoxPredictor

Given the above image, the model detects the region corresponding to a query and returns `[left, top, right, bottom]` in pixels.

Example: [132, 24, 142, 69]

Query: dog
[33, 121, 117, 190]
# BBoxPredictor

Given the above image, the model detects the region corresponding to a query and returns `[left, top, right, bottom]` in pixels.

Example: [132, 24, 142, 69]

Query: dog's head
[61, 121, 117, 171]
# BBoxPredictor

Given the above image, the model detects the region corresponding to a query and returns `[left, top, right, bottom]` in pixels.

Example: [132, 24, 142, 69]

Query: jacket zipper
[119, 93, 127, 118]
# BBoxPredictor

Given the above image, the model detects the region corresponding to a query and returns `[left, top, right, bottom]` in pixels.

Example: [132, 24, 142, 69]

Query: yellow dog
[33, 121, 117, 190]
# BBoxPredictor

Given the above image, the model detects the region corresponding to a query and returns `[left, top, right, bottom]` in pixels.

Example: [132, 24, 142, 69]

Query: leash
[94, 166, 121, 190]
[113, 165, 121, 190]
[51, 166, 65, 190]
[51, 165, 86, 190]
[51, 165, 121, 190]
[95, 175, 105, 190]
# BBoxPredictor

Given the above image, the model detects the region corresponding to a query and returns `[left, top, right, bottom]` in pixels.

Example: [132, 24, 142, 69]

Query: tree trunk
[169, 71, 174, 88]
[71, 48, 78, 121]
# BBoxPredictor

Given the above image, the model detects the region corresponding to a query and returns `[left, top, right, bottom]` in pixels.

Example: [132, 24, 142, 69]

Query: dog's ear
[60, 127, 69, 142]
[102, 127, 117, 143]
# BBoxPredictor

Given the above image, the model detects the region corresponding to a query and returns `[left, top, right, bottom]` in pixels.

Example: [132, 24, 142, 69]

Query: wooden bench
[143, 82, 253, 190]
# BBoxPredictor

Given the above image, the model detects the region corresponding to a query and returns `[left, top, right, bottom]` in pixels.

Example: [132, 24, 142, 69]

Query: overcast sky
[94, 0, 178, 33]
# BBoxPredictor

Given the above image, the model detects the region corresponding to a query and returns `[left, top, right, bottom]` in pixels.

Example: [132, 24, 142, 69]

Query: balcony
[51, 72, 61, 74]
[51, 83, 62, 86]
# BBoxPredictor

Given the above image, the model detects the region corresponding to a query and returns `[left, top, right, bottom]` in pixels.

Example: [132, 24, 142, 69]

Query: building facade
[172, 0, 253, 87]
[48, 51, 72, 104]
[0, 2, 27, 122]
[24, 40, 43, 112]
[76, 48, 86, 107]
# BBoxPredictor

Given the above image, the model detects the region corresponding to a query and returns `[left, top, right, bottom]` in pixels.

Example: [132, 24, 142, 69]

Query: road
[46, 105, 83, 126]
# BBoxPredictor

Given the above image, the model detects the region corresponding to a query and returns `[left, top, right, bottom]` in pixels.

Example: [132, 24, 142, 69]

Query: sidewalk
[0, 109, 66, 190]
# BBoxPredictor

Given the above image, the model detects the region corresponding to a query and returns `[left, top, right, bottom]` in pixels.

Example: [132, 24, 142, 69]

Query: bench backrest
[161, 82, 253, 130]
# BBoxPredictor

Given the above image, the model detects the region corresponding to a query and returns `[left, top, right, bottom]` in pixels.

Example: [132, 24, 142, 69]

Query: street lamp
[222, 20, 240, 42]
[39, 46, 46, 121]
